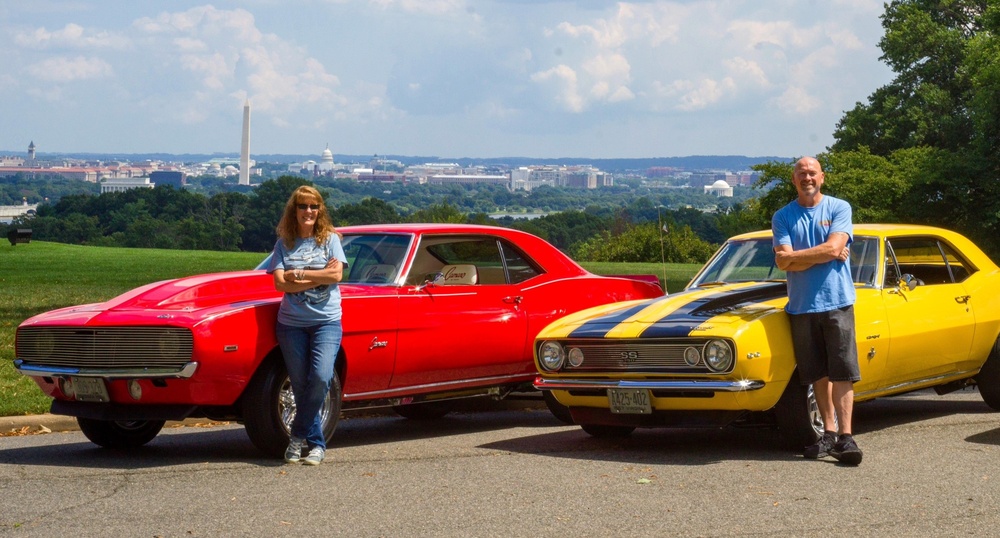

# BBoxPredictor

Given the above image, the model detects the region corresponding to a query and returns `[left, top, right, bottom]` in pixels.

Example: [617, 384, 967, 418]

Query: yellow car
[534, 224, 1000, 446]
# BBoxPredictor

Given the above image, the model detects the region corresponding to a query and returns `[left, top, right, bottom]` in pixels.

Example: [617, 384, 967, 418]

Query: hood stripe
[568, 283, 787, 339]
[640, 283, 787, 337]
[566, 302, 658, 338]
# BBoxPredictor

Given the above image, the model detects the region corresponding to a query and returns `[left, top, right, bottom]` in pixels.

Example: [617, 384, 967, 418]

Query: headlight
[703, 340, 733, 372]
[567, 347, 584, 368]
[538, 341, 566, 371]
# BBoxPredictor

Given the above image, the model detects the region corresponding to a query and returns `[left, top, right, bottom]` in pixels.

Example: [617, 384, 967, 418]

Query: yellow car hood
[539, 281, 788, 339]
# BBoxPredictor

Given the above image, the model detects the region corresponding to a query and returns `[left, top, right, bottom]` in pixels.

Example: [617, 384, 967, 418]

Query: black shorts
[788, 305, 861, 384]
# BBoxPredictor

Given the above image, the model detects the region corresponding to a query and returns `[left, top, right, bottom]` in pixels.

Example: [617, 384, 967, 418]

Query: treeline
[2, 175, 737, 263]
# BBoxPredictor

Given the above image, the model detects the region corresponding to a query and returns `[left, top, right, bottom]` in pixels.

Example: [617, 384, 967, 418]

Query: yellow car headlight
[704, 340, 733, 372]
[538, 341, 566, 371]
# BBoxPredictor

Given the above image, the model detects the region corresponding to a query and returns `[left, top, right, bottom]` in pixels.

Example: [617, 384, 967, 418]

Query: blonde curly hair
[276, 185, 339, 248]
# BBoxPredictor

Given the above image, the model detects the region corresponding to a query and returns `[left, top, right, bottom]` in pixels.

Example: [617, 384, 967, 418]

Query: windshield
[254, 233, 414, 285]
[690, 238, 783, 287]
[688, 236, 881, 289]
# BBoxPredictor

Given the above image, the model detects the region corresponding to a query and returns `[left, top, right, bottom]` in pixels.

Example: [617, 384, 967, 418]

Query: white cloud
[368, 0, 466, 14]
[27, 56, 113, 81]
[773, 85, 820, 114]
[531, 64, 585, 113]
[14, 23, 128, 49]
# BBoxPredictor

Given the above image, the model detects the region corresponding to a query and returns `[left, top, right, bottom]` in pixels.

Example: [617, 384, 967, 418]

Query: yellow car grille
[560, 338, 725, 373]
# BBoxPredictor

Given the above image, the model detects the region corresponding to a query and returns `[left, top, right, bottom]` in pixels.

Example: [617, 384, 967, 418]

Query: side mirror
[900, 273, 921, 291]
[414, 272, 443, 292]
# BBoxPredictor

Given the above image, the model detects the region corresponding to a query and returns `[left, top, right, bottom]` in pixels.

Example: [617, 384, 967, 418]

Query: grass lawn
[0, 241, 701, 417]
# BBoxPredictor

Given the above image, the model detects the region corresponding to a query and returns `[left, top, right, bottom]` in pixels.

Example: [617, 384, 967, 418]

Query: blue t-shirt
[266, 235, 348, 326]
[772, 195, 855, 315]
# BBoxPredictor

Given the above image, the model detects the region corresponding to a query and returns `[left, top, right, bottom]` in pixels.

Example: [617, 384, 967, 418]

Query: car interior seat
[437, 264, 478, 285]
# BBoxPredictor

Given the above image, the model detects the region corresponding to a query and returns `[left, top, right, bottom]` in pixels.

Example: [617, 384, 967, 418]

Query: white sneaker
[284, 437, 306, 464]
[303, 446, 325, 466]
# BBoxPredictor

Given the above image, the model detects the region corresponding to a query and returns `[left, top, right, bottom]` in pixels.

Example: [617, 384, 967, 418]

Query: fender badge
[369, 337, 388, 351]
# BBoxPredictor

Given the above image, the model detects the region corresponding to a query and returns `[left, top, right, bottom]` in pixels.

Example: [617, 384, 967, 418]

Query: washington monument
[239, 99, 251, 186]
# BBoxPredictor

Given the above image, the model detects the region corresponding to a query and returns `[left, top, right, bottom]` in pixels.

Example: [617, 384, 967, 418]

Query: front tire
[243, 357, 342, 458]
[977, 339, 1000, 409]
[77, 418, 165, 449]
[773, 381, 823, 449]
[543, 391, 574, 424]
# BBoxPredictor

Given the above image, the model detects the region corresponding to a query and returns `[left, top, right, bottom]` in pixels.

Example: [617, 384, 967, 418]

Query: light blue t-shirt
[772, 195, 855, 315]
[266, 235, 348, 326]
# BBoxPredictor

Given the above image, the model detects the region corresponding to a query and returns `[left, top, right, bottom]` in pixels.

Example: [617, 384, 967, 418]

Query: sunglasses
[296, 204, 321, 211]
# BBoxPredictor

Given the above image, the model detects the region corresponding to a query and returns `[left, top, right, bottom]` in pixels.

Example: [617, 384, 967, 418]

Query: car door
[879, 237, 977, 389]
[391, 235, 529, 389]
[849, 237, 889, 396]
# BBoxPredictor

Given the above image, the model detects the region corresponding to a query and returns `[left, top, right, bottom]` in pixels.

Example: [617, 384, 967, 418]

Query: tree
[332, 197, 402, 226]
[828, 0, 1000, 256]
[572, 223, 716, 264]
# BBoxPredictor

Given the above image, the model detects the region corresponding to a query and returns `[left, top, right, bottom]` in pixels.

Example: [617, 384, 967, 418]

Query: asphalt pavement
[2, 388, 999, 537]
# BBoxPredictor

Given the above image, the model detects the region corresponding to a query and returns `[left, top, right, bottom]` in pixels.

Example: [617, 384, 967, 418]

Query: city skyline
[2, 1, 892, 159]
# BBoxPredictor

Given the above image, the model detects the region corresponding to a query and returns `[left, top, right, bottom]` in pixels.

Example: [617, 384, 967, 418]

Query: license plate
[70, 376, 110, 402]
[608, 388, 651, 414]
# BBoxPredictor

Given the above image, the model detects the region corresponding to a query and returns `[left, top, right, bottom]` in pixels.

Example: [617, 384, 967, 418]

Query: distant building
[150, 170, 185, 189]
[704, 179, 734, 197]
[428, 174, 508, 186]
[0, 200, 37, 224]
[101, 177, 155, 193]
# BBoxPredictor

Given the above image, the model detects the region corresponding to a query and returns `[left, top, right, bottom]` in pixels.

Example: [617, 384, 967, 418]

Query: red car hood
[20, 271, 282, 328]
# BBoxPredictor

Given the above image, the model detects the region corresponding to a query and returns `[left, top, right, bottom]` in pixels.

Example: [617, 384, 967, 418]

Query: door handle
[503, 296, 523, 304]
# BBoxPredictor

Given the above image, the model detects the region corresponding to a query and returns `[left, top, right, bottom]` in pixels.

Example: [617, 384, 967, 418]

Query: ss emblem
[620, 351, 639, 362]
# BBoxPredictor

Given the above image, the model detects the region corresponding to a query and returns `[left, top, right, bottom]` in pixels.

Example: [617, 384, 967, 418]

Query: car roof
[338, 223, 524, 236]
[730, 224, 961, 241]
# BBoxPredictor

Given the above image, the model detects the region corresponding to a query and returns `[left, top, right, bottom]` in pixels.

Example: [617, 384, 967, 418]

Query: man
[772, 156, 863, 465]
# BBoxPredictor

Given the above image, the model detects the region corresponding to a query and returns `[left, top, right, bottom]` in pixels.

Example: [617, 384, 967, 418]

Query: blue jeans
[275, 320, 342, 449]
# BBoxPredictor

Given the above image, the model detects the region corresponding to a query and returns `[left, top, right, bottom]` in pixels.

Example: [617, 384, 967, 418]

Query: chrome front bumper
[534, 377, 765, 392]
[14, 359, 199, 379]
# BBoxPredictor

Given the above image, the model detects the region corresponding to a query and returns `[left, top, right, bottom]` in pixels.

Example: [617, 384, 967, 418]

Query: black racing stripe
[639, 282, 788, 338]
[566, 299, 664, 338]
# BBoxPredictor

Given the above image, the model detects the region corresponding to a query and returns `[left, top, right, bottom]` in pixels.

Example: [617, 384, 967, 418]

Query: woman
[265, 185, 347, 465]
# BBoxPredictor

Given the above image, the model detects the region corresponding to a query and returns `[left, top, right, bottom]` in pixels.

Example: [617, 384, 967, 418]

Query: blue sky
[1, 0, 892, 159]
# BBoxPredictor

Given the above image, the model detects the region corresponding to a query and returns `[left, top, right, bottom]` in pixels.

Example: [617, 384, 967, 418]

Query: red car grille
[16, 327, 194, 370]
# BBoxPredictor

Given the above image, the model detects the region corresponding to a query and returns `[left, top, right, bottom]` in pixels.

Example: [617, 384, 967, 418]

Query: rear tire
[977, 339, 1000, 410]
[580, 424, 635, 438]
[243, 357, 342, 458]
[77, 418, 165, 449]
[773, 381, 823, 450]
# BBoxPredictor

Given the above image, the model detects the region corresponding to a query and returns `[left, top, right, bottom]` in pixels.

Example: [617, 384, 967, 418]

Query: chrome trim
[855, 369, 980, 400]
[534, 377, 765, 392]
[14, 360, 199, 379]
[344, 373, 532, 400]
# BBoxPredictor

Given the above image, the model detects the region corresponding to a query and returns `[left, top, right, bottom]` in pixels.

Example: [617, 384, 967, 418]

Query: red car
[14, 224, 662, 456]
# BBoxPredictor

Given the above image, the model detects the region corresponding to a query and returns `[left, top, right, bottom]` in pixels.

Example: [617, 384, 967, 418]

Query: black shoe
[803, 431, 837, 459]
[830, 435, 863, 465]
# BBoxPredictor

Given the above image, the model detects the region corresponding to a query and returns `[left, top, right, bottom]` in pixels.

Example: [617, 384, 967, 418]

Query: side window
[406, 236, 503, 286]
[849, 237, 879, 286]
[499, 239, 543, 284]
[885, 237, 975, 286]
